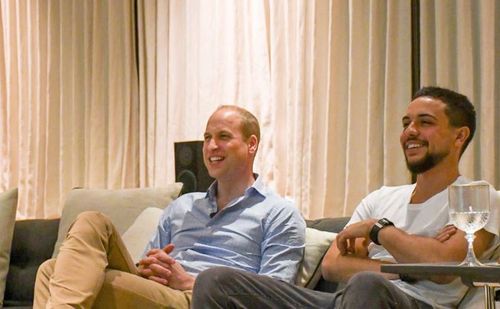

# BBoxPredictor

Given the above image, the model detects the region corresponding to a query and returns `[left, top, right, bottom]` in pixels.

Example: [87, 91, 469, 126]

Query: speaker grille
[174, 141, 214, 195]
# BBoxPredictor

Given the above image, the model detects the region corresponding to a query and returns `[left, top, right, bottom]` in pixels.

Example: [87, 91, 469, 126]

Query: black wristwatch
[369, 218, 394, 245]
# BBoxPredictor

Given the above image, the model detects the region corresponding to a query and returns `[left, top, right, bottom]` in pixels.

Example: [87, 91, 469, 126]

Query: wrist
[369, 218, 394, 245]
[185, 277, 195, 290]
[180, 275, 195, 291]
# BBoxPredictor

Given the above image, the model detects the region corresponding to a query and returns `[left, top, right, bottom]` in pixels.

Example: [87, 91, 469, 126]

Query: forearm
[321, 238, 398, 283]
[321, 253, 396, 283]
[378, 227, 466, 263]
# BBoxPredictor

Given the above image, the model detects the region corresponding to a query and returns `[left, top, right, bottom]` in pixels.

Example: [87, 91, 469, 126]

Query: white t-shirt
[348, 176, 500, 308]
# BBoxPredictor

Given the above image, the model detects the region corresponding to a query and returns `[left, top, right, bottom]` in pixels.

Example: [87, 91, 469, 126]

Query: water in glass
[448, 182, 490, 266]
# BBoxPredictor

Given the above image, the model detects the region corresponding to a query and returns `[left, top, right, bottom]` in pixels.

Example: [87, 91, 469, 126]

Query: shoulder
[362, 184, 414, 204]
[259, 189, 298, 214]
[263, 195, 305, 227]
[164, 192, 207, 212]
[349, 184, 413, 222]
[251, 179, 303, 222]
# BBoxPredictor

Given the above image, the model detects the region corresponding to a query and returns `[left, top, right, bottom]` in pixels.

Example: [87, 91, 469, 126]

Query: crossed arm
[321, 219, 495, 284]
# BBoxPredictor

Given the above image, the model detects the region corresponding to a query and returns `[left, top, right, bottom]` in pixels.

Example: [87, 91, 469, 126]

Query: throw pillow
[52, 184, 182, 257]
[0, 188, 18, 307]
[122, 207, 164, 264]
[296, 227, 337, 288]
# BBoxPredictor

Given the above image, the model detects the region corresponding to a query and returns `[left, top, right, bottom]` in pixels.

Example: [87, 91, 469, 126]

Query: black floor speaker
[174, 141, 214, 195]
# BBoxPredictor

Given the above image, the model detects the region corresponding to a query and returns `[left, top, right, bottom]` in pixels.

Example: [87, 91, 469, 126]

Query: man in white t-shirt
[191, 86, 499, 309]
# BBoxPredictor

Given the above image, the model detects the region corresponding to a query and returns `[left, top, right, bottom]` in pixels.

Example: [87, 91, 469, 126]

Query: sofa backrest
[52, 185, 183, 257]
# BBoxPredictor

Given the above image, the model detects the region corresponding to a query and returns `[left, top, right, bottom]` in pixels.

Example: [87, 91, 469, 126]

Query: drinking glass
[448, 183, 490, 266]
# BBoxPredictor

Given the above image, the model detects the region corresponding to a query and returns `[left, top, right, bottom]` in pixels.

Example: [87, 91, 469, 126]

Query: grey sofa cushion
[305, 217, 350, 293]
[5, 219, 59, 308]
[306, 217, 350, 234]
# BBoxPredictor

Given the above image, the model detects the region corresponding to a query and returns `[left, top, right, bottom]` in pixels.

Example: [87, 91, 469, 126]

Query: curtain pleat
[0, 0, 139, 218]
[420, 0, 500, 188]
[138, 0, 412, 218]
[1, 0, 498, 219]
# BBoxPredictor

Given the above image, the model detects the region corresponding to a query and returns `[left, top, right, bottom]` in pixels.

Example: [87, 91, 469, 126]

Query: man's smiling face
[400, 97, 459, 174]
[202, 108, 254, 182]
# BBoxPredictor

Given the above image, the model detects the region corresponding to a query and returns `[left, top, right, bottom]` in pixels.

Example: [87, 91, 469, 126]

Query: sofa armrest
[4, 219, 60, 307]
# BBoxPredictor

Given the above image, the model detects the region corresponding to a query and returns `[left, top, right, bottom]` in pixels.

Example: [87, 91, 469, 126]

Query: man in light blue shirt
[143, 174, 304, 284]
[34, 105, 305, 309]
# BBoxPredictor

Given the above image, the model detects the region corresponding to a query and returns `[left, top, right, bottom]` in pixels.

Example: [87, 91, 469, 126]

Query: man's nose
[206, 138, 218, 150]
[405, 122, 418, 136]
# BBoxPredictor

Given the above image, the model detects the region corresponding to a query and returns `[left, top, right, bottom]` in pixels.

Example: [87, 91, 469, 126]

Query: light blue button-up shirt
[144, 175, 306, 283]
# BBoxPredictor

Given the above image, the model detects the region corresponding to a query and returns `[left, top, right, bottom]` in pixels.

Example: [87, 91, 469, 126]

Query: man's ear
[455, 127, 470, 147]
[248, 135, 258, 154]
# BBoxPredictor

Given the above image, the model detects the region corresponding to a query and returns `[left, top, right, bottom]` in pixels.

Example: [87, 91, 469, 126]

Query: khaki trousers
[34, 211, 192, 309]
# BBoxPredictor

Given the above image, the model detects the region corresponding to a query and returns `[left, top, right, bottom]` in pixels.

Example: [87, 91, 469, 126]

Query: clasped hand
[138, 243, 195, 291]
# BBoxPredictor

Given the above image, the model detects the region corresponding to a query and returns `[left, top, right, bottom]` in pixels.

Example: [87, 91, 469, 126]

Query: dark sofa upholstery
[5, 219, 59, 308]
[5, 217, 349, 308]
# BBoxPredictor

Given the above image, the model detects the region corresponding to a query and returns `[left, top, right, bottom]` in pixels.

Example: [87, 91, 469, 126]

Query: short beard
[405, 151, 448, 174]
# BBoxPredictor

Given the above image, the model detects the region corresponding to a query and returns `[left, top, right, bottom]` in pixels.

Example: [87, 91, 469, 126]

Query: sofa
[3, 185, 349, 308]
[4, 187, 499, 308]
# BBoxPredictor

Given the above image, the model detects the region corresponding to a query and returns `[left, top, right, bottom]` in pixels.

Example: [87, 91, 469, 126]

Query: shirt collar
[206, 173, 265, 202]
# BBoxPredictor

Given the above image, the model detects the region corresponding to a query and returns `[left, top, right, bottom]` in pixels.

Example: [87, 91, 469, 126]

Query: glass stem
[465, 233, 477, 263]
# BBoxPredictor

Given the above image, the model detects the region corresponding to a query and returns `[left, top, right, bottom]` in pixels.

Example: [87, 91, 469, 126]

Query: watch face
[379, 218, 393, 227]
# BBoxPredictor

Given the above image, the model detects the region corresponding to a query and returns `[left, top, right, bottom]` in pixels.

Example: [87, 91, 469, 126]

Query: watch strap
[369, 218, 394, 245]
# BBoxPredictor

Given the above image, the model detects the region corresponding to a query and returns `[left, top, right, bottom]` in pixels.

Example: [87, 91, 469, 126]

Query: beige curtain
[138, 0, 412, 218]
[2, 0, 498, 219]
[0, 0, 139, 218]
[420, 0, 500, 188]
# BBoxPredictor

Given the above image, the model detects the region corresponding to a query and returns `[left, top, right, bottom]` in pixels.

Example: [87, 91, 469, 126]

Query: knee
[193, 267, 236, 306]
[348, 271, 387, 288]
[346, 272, 394, 295]
[345, 271, 391, 297]
[192, 267, 237, 309]
[75, 211, 109, 224]
[70, 211, 112, 232]
[195, 267, 235, 291]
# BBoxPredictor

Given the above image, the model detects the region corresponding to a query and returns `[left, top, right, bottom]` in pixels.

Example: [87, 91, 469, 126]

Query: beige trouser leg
[35, 258, 57, 309]
[94, 270, 192, 309]
[34, 211, 191, 309]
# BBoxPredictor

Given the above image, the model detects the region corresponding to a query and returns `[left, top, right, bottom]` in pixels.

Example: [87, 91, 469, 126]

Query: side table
[381, 263, 500, 309]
